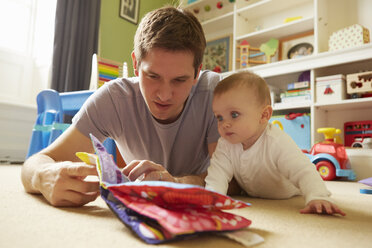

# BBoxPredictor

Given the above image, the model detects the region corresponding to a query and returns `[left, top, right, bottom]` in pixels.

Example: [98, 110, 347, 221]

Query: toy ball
[217, 2, 223, 9]
[204, 5, 211, 12]
[193, 8, 200, 14]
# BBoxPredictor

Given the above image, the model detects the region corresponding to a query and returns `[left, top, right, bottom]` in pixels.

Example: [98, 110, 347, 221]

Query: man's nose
[157, 82, 173, 102]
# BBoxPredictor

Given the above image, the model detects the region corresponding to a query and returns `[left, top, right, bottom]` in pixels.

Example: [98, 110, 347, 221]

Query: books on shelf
[281, 94, 311, 103]
[280, 81, 311, 104]
[281, 88, 311, 97]
[287, 81, 310, 90]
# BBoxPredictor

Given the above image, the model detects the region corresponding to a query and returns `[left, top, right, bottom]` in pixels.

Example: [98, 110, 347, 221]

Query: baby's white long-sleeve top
[205, 123, 331, 204]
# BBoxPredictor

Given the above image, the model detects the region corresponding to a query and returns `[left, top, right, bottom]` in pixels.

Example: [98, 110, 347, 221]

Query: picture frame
[202, 35, 232, 73]
[279, 30, 314, 61]
[119, 0, 139, 24]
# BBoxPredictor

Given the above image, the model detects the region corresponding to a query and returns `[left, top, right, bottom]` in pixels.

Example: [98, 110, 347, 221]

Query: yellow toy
[317, 127, 342, 144]
[284, 16, 303, 23]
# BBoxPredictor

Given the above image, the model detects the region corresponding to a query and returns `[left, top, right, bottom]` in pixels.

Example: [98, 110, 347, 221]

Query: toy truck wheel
[351, 141, 363, 148]
[315, 161, 336, 181]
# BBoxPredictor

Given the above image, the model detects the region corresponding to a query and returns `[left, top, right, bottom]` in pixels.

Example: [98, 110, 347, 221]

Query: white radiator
[0, 101, 36, 163]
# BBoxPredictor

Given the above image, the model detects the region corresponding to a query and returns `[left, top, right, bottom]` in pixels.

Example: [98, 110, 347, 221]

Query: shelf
[236, 0, 271, 14]
[273, 101, 311, 111]
[202, 11, 234, 36]
[235, 16, 314, 45]
[202, 10, 233, 26]
[185, 0, 372, 173]
[314, 97, 372, 112]
[246, 43, 372, 78]
[237, 0, 311, 19]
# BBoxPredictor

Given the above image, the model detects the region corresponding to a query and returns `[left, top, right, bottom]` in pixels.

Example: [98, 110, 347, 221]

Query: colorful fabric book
[77, 134, 252, 244]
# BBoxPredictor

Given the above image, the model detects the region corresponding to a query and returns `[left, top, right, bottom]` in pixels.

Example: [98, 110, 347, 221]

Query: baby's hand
[300, 200, 346, 216]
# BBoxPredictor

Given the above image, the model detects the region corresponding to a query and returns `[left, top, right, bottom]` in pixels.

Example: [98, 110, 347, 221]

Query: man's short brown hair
[133, 6, 206, 78]
[214, 71, 272, 106]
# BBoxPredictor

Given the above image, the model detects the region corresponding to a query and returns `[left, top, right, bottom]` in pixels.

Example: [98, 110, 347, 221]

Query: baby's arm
[300, 199, 346, 216]
[205, 139, 234, 194]
[275, 132, 346, 215]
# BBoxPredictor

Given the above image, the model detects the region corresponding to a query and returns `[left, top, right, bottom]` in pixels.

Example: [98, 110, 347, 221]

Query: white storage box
[316, 74, 346, 103]
[328, 24, 370, 51]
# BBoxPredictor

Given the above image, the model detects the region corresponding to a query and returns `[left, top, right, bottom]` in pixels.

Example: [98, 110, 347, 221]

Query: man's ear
[131, 51, 139, 76]
[197, 63, 202, 75]
[193, 64, 203, 84]
[260, 105, 273, 124]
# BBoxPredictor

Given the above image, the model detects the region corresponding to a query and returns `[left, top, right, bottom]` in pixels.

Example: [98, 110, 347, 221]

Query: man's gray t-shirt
[72, 70, 221, 176]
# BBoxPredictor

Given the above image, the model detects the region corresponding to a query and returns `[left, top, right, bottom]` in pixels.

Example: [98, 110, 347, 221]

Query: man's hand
[122, 160, 176, 182]
[33, 162, 100, 207]
[300, 199, 346, 216]
[122, 160, 206, 186]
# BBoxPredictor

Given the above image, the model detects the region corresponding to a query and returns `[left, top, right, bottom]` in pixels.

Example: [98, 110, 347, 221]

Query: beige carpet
[1, 164, 371, 248]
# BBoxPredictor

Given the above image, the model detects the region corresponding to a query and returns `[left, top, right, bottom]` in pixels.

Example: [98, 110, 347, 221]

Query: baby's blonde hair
[214, 71, 271, 106]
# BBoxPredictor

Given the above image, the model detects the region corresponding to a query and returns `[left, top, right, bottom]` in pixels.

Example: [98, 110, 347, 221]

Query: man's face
[133, 48, 200, 124]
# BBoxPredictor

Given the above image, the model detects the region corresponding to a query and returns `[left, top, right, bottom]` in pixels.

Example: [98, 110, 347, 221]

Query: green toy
[259, 38, 279, 63]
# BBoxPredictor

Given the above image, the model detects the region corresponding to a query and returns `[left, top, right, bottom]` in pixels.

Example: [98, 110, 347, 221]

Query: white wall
[0, 101, 36, 162]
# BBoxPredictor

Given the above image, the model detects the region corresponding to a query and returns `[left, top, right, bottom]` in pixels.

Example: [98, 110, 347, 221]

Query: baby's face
[213, 87, 266, 149]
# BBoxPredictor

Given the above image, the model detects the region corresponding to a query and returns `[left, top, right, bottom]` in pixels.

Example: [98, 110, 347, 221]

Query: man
[21, 6, 221, 207]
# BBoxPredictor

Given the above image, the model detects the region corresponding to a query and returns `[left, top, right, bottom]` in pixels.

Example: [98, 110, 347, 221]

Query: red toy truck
[344, 120, 372, 148]
[303, 128, 356, 181]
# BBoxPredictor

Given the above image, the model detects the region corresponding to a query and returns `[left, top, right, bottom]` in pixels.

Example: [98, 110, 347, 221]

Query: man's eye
[216, 115, 223, 122]
[231, 112, 239, 118]
[174, 78, 186, 83]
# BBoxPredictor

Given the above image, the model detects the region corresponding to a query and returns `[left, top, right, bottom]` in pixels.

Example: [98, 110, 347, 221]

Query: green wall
[99, 0, 177, 76]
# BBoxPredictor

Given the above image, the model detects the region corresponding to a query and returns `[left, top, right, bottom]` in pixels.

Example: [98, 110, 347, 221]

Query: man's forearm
[21, 153, 55, 194]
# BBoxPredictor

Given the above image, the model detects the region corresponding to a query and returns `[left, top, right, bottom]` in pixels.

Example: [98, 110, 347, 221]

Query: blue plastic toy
[27, 89, 116, 161]
[359, 177, 372, 194]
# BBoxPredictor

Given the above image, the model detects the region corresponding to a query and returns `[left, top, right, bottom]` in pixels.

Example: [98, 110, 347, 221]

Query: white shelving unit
[182, 0, 372, 148]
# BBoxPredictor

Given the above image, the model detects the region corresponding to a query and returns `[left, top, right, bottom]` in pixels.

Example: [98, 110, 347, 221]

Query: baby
[205, 71, 345, 216]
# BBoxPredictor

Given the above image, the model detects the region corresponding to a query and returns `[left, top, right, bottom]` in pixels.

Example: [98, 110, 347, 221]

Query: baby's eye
[231, 112, 239, 118]
[216, 115, 223, 122]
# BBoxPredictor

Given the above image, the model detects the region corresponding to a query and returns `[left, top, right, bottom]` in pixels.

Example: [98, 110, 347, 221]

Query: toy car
[303, 128, 356, 181]
[351, 137, 372, 149]
[344, 120, 372, 148]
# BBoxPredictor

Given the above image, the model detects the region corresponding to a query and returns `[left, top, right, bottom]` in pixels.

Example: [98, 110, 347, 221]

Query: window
[0, 0, 32, 53]
[0, 0, 56, 105]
